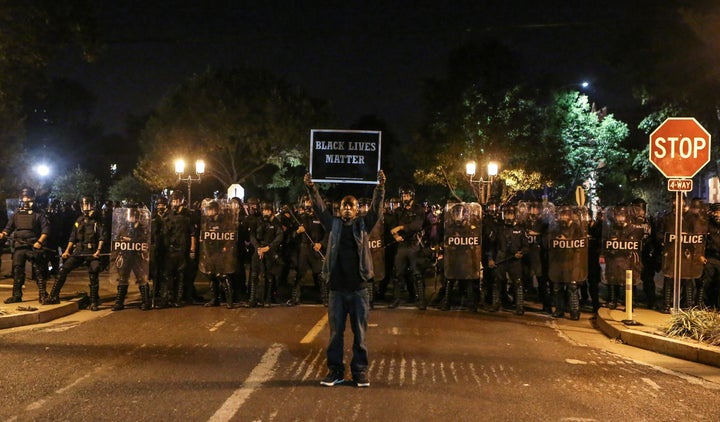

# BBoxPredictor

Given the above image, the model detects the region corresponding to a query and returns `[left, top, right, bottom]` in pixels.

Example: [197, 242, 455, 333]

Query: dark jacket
[308, 184, 384, 288]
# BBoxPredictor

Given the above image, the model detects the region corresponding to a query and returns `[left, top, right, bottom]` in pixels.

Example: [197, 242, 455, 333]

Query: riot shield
[660, 208, 707, 279]
[443, 202, 482, 280]
[602, 206, 643, 285]
[518, 201, 547, 276]
[5, 198, 19, 221]
[369, 216, 385, 281]
[547, 205, 588, 283]
[111, 206, 151, 285]
[199, 199, 239, 275]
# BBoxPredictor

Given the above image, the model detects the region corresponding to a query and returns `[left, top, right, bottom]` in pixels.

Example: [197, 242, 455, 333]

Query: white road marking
[641, 377, 661, 391]
[208, 343, 284, 422]
[565, 359, 588, 365]
[300, 314, 328, 344]
[209, 321, 226, 332]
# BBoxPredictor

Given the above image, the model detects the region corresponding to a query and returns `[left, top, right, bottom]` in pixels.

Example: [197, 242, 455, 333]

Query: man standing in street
[305, 170, 385, 388]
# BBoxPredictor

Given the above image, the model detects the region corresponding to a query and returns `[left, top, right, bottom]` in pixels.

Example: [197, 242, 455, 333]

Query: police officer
[701, 203, 720, 308]
[47, 195, 106, 310]
[0, 188, 51, 304]
[388, 185, 427, 310]
[149, 196, 168, 305]
[287, 196, 326, 306]
[247, 202, 284, 307]
[201, 200, 237, 309]
[112, 203, 152, 311]
[157, 190, 197, 308]
[490, 204, 529, 315]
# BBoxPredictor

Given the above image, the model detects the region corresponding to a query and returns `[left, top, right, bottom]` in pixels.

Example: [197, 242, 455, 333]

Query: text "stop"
[652, 136, 707, 159]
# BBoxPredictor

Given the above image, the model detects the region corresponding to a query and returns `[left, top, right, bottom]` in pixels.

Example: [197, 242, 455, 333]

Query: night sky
[48, 1, 673, 139]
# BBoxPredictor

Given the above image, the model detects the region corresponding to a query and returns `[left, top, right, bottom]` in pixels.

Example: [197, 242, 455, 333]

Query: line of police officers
[2, 186, 719, 316]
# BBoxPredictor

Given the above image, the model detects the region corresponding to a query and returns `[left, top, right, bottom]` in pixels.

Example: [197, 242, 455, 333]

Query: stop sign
[649, 117, 711, 178]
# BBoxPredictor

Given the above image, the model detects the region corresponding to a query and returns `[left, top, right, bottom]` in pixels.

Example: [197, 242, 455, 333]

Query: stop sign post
[649, 117, 711, 314]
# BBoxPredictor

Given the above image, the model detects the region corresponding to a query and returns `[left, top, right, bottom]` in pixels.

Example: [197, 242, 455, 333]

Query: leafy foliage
[0, 1, 98, 198]
[134, 66, 332, 193]
[50, 167, 101, 202]
[107, 175, 152, 204]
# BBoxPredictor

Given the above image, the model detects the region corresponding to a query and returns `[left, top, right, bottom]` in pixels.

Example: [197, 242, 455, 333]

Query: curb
[0, 299, 80, 330]
[596, 308, 720, 368]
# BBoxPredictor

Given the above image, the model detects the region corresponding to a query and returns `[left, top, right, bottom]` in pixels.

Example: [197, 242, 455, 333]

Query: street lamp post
[175, 159, 205, 206]
[466, 161, 498, 204]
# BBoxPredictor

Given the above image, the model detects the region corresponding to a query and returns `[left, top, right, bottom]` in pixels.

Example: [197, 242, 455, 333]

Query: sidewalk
[2, 273, 720, 369]
[594, 305, 720, 368]
[0, 271, 120, 330]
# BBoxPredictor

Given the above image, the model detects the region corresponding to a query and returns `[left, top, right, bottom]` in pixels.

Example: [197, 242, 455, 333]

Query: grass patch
[663, 308, 720, 346]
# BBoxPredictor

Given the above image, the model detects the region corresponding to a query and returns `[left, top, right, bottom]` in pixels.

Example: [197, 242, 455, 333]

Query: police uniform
[1, 195, 51, 304]
[49, 204, 106, 310]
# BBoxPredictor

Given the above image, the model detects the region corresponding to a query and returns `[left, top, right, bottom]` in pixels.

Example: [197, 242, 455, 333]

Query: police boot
[515, 281, 524, 315]
[263, 277, 274, 308]
[205, 278, 220, 307]
[466, 282, 479, 313]
[319, 278, 329, 307]
[89, 276, 100, 311]
[46, 273, 67, 305]
[662, 278, 673, 314]
[608, 284, 618, 310]
[34, 264, 49, 304]
[569, 282, 580, 320]
[487, 280, 501, 312]
[246, 275, 259, 308]
[415, 277, 427, 310]
[441, 279, 452, 311]
[551, 283, 564, 318]
[684, 280, 695, 308]
[139, 284, 152, 311]
[388, 278, 401, 309]
[174, 279, 185, 308]
[112, 285, 128, 311]
[4, 267, 25, 303]
[697, 281, 706, 308]
[222, 278, 234, 309]
[286, 278, 301, 307]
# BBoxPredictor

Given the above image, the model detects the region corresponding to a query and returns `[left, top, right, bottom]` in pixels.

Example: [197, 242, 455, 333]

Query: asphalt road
[0, 303, 718, 421]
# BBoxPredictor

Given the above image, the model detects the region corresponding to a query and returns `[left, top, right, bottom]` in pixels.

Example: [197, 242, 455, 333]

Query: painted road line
[208, 342, 284, 422]
[300, 313, 328, 344]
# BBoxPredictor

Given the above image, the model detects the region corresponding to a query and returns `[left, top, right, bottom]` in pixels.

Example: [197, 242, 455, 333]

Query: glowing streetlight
[466, 160, 499, 204]
[34, 164, 51, 178]
[175, 158, 205, 206]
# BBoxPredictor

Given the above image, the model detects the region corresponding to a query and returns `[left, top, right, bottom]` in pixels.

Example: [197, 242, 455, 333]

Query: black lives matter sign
[309, 129, 382, 184]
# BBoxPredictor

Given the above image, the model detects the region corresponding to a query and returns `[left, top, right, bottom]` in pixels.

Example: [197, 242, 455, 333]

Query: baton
[284, 206, 325, 260]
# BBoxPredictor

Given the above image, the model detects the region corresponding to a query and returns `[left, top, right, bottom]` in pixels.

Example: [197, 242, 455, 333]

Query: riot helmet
[261, 201, 274, 220]
[247, 197, 260, 216]
[206, 200, 220, 218]
[710, 203, 720, 225]
[502, 205, 517, 226]
[388, 197, 401, 211]
[399, 185, 415, 206]
[80, 195, 95, 216]
[358, 197, 371, 216]
[450, 203, 468, 224]
[19, 187, 36, 210]
[170, 190, 185, 209]
[557, 205, 573, 228]
[611, 205, 628, 228]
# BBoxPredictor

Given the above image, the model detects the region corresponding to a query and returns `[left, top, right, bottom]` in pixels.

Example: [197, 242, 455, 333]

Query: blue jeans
[327, 289, 369, 376]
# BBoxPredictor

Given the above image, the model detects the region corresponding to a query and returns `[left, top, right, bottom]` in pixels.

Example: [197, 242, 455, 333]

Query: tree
[107, 175, 152, 205]
[545, 91, 630, 205]
[134, 66, 332, 195]
[0, 1, 98, 198]
[50, 167, 101, 202]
